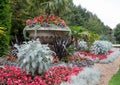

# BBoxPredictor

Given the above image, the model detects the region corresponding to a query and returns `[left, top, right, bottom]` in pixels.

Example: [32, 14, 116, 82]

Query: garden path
[95, 55, 120, 85]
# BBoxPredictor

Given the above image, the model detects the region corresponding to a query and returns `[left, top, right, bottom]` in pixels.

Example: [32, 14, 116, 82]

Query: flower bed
[44, 65, 83, 85]
[99, 49, 120, 63]
[0, 66, 47, 85]
[71, 49, 120, 64]
[0, 65, 100, 85]
[1, 40, 119, 85]
[0, 65, 83, 85]
[61, 67, 101, 85]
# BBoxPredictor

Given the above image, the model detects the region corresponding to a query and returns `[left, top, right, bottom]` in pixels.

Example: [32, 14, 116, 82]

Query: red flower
[25, 14, 67, 27]
[44, 65, 83, 84]
[33, 17, 39, 23]
[71, 50, 114, 61]
[0, 66, 47, 85]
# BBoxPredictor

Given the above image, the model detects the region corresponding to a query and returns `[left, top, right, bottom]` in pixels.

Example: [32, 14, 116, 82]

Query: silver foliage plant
[90, 40, 112, 54]
[99, 49, 120, 63]
[78, 40, 88, 51]
[14, 39, 54, 76]
[60, 67, 101, 85]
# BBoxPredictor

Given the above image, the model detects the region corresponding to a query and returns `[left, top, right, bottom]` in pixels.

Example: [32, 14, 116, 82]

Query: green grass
[109, 67, 120, 85]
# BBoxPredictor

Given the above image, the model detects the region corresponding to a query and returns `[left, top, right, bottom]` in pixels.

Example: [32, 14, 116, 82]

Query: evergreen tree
[85, 14, 104, 34]
[114, 23, 120, 43]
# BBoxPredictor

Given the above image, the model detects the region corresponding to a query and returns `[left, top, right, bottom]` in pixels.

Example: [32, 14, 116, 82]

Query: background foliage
[0, 0, 118, 56]
[0, 0, 11, 57]
[114, 23, 120, 43]
[9, 0, 115, 44]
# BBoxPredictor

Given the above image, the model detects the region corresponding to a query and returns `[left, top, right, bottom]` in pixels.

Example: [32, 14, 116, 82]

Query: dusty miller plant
[78, 40, 88, 51]
[15, 39, 54, 76]
[60, 67, 100, 85]
[90, 40, 112, 54]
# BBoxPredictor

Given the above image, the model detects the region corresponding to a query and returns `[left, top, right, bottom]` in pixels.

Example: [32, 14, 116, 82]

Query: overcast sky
[73, 0, 120, 29]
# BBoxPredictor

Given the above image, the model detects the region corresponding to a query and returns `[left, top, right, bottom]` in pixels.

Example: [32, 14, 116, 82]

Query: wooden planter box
[25, 27, 70, 44]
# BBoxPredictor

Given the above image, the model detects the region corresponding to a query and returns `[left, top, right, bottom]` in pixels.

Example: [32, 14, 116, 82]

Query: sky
[73, 0, 120, 29]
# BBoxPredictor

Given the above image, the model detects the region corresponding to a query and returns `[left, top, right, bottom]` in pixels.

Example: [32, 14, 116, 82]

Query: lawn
[109, 67, 120, 85]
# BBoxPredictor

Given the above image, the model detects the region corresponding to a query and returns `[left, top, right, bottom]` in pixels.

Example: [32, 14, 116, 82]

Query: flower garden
[0, 14, 120, 85]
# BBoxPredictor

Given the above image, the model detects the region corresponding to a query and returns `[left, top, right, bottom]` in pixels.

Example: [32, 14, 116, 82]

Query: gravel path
[95, 55, 120, 85]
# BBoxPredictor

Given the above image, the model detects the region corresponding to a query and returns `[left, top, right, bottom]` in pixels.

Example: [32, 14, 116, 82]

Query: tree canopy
[114, 23, 120, 43]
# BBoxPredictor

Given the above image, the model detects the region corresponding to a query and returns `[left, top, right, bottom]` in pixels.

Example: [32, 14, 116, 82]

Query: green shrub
[78, 40, 88, 51]
[69, 26, 85, 33]
[0, 0, 11, 57]
[91, 40, 112, 54]
[0, 27, 9, 57]
[78, 31, 99, 51]
[69, 26, 99, 52]
[15, 39, 54, 76]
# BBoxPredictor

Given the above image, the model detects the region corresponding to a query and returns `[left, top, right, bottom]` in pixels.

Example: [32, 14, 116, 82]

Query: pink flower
[26, 19, 32, 25]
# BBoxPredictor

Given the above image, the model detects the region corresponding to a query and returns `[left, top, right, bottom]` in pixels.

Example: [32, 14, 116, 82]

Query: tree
[101, 25, 115, 43]
[61, 5, 86, 26]
[85, 14, 104, 34]
[10, 0, 44, 44]
[41, 0, 71, 16]
[61, 4, 106, 36]
[0, 0, 11, 57]
[114, 23, 120, 43]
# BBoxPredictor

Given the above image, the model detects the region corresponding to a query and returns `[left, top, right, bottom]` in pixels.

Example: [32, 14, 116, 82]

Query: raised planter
[24, 14, 71, 44]
[25, 27, 70, 44]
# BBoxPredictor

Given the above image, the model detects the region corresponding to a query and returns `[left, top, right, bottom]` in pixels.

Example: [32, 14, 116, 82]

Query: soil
[95, 55, 120, 85]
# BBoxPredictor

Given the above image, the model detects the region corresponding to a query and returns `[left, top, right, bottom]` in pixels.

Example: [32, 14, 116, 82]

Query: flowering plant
[0, 66, 47, 85]
[71, 50, 114, 62]
[69, 52, 94, 67]
[44, 65, 83, 85]
[61, 67, 101, 85]
[0, 65, 101, 85]
[25, 14, 66, 28]
[0, 65, 83, 85]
